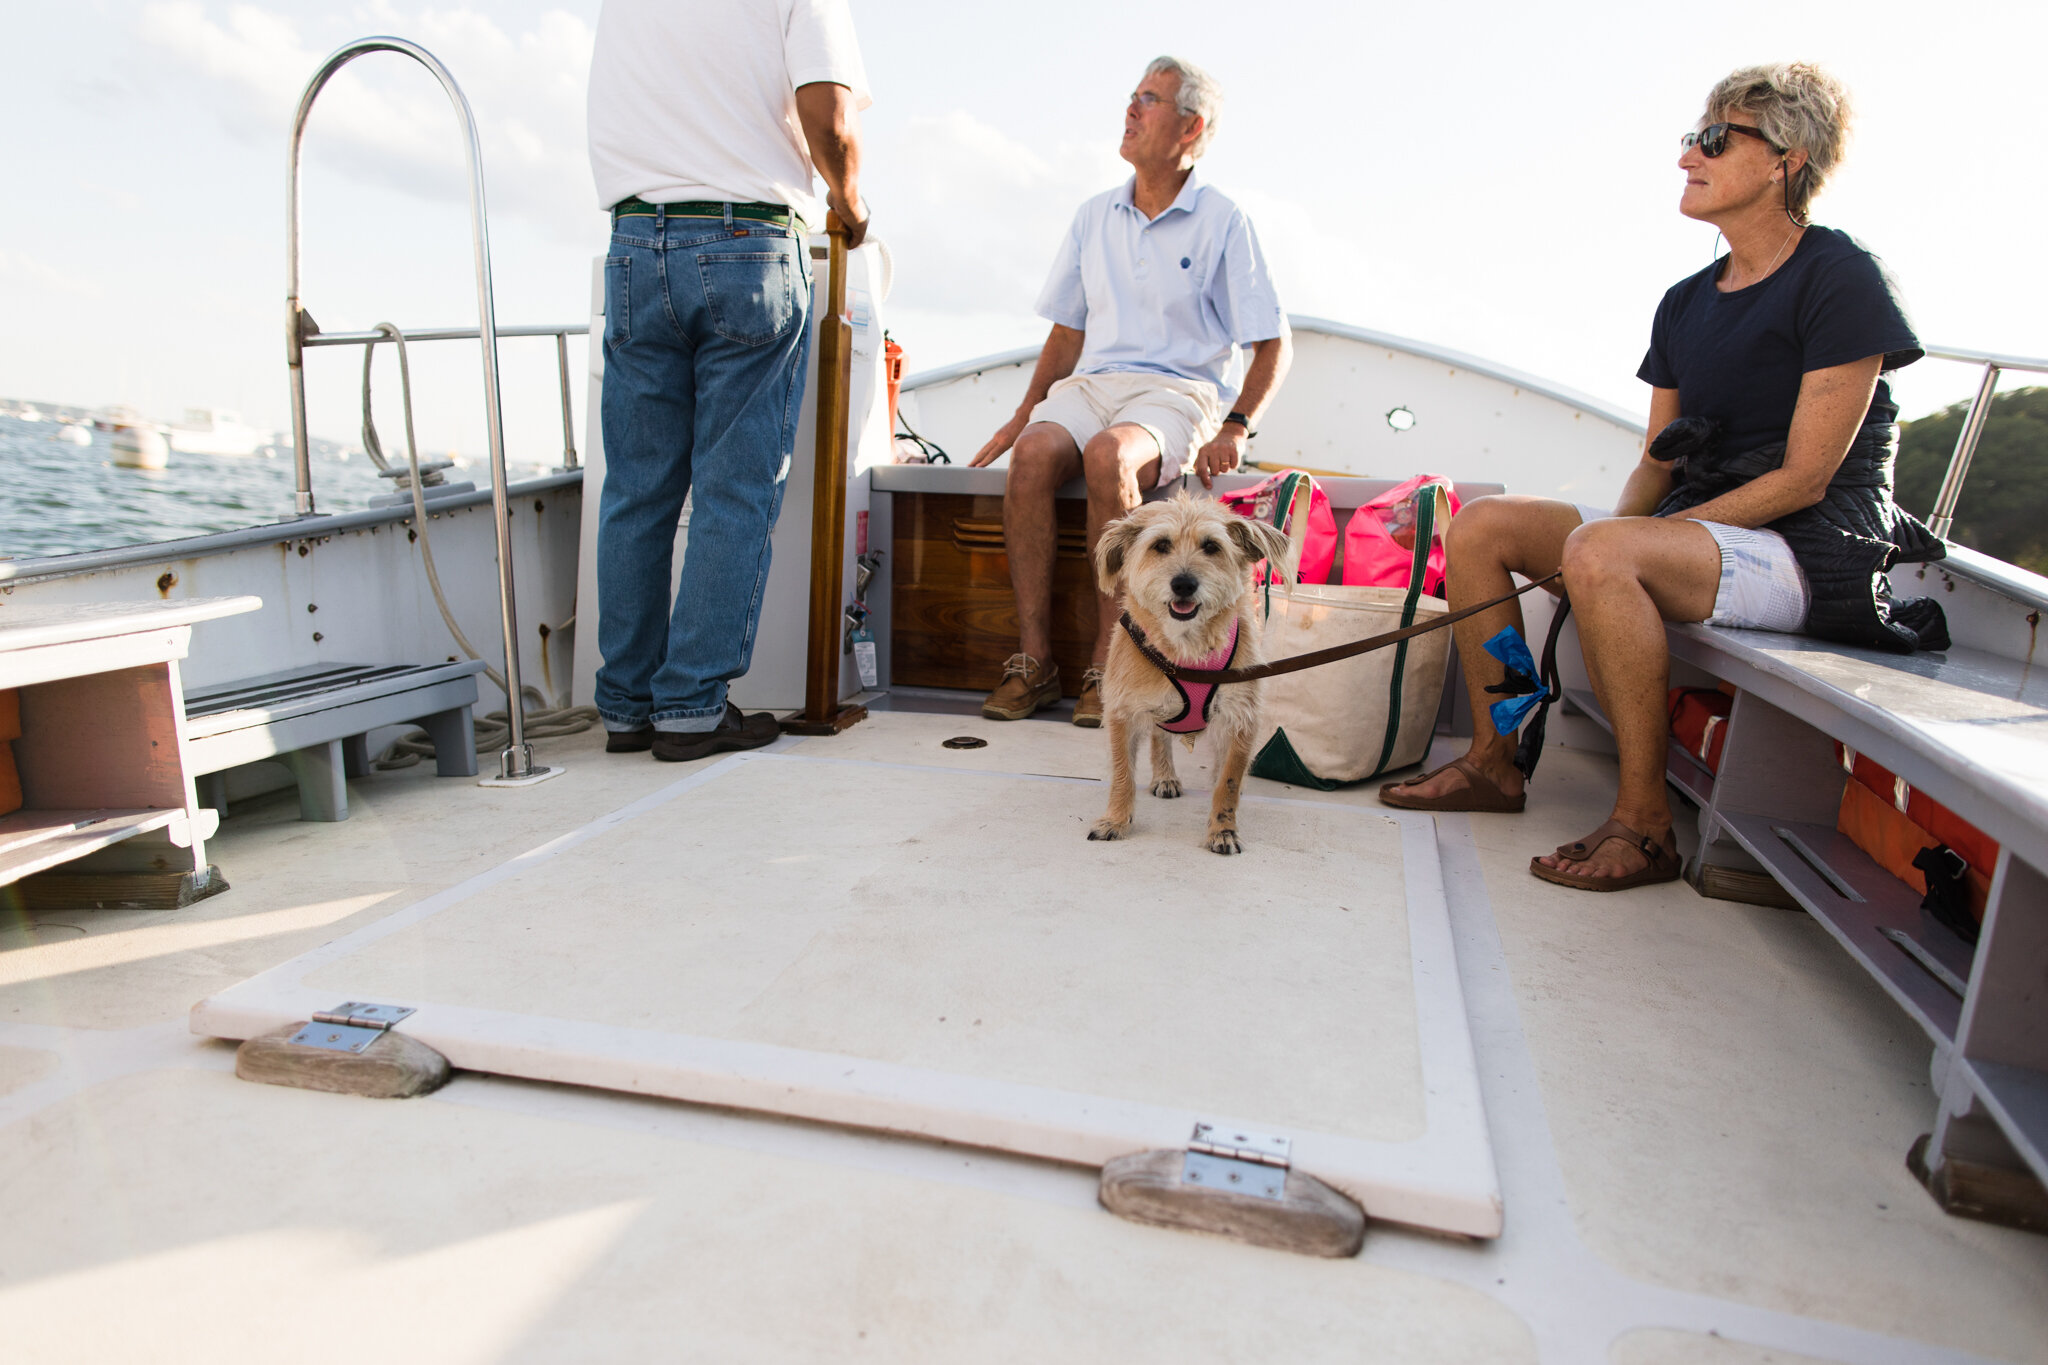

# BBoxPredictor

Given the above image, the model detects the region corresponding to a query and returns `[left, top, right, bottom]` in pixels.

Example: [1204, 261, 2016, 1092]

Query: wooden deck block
[1693, 862, 1800, 910]
[1099, 1149, 1367, 1258]
[16, 864, 227, 911]
[1908, 1133, 2048, 1235]
[235, 1023, 451, 1099]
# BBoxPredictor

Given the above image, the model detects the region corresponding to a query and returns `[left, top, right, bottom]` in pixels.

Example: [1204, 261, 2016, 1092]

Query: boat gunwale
[0, 470, 582, 587]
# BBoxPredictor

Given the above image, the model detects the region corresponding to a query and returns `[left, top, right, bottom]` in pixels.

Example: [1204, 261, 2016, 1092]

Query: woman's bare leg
[1538, 516, 1721, 879]
[1384, 496, 1583, 802]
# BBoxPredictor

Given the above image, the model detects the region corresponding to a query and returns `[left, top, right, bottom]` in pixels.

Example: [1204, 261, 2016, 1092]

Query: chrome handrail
[306, 322, 587, 469]
[1919, 344, 2048, 541]
[286, 35, 554, 783]
[303, 322, 588, 346]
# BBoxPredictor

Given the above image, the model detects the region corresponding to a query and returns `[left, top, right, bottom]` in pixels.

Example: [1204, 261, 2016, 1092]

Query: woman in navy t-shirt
[1383, 62, 1948, 891]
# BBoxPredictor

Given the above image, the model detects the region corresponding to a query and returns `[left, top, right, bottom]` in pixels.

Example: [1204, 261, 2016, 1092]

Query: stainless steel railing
[302, 323, 586, 471]
[1921, 344, 2048, 541]
[286, 35, 560, 784]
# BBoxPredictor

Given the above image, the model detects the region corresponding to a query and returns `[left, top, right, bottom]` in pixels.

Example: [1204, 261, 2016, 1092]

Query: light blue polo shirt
[1034, 171, 1287, 406]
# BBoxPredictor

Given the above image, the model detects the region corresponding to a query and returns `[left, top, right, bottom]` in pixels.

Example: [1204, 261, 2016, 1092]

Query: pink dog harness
[1127, 616, 1241, 734]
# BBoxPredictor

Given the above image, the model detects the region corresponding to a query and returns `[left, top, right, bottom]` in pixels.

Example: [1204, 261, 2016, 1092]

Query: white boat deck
[2, 709, 2044, 1362]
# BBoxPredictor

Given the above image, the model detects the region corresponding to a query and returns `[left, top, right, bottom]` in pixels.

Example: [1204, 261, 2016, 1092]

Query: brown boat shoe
[981, 653, 1061, 721]
[1072, 666, 1105, 728]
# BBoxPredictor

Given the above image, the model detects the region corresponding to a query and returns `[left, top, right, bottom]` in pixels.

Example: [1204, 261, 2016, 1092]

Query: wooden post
[781, 211, 868, 736]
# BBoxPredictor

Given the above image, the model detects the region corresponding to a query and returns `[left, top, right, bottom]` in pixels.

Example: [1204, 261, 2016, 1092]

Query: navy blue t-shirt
[1638, 226, 1921, 457]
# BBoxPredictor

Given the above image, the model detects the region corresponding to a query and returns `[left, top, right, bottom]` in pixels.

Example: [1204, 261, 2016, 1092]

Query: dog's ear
[1094, 514, 1142, 594]
[1225, 514, 1295, 583]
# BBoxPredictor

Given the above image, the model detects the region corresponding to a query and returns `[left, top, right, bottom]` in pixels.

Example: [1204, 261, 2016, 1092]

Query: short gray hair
[1145, 55, 1223, 159]
[1704, 62, 1853, 222]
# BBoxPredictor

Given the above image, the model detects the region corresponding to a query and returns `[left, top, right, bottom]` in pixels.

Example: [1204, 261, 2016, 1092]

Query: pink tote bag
[1219, 469, 1337, 586]
[1340, 473, 1461, 594]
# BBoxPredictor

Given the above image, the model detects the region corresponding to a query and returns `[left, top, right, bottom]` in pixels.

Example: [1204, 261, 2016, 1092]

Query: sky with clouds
[5, 0, 2044, 465]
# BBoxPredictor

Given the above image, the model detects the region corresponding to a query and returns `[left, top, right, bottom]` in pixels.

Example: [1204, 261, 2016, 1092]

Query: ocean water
[0, 415, 552, 562]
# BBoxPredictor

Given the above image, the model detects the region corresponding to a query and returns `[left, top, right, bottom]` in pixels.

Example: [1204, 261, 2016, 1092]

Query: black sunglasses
[1680, 122, 1787, 158]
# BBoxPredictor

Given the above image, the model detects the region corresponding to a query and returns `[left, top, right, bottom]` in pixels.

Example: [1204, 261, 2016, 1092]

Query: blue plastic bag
[1482, 627, 1544, 734]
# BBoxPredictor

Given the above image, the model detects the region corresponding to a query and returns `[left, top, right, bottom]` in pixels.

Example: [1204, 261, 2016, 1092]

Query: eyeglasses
[1129, 91, 1170, 111]
[1680, 122, 1787, 158]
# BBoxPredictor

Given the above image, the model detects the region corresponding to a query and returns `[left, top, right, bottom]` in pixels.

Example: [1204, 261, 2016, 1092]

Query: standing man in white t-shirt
[587, 0, 870, 762]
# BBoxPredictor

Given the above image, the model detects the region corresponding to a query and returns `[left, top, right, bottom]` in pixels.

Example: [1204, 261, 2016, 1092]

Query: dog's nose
[1170, 573, 1199, 600]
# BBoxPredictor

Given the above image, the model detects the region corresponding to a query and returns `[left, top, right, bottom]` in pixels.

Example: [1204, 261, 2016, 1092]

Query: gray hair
[1704, 62, 1853, 222]
[1145, 55, 1223, 159]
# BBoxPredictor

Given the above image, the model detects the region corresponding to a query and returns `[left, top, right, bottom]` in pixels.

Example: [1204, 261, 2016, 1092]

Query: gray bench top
[185, 661, 489, 735]
[869, 464, 1508, 508]
[1669, 625, 2048, 868]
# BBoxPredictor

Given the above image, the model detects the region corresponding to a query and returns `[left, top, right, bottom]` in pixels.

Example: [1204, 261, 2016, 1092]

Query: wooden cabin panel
[891, 492, 1099, 696]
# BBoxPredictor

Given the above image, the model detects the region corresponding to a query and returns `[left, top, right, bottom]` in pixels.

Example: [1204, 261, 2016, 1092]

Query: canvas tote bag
[1249, 479, 1454, 789]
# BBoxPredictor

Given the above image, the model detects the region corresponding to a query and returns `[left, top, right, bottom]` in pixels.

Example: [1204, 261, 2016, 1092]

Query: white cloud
[136, 1, 598, 241]
[864, 118, 1389, 369]
[868, 111, 1123, 317]
[0, 248, 106, 300]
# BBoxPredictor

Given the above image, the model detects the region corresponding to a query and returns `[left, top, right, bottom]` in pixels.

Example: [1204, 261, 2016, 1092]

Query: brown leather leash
[1118, 571, 1562, 684]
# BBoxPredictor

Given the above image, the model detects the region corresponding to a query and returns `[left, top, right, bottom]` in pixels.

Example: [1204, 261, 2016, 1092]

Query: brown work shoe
[1072, 666, 1105, 728]
[982, 653, 1060, 720]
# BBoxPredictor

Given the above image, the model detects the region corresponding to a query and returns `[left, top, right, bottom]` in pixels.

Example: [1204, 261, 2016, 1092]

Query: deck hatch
[193, 739, 1503, 1238]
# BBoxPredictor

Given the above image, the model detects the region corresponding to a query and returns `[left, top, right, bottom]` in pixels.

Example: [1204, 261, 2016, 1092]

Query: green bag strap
[1370, 482, 1449, 778]
[1263, 471, 1314, 621]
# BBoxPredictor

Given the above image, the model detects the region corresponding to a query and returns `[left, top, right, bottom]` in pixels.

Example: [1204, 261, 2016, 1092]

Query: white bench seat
[1667, 628, 2048, 870]
[1568, 609, 2048, 1228]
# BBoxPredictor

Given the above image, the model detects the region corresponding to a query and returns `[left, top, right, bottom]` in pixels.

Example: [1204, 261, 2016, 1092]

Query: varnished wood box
[890, 492, 1100, 696]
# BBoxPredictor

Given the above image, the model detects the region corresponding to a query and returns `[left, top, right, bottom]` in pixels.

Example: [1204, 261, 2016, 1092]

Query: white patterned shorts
[1574, 506, 1810, 633]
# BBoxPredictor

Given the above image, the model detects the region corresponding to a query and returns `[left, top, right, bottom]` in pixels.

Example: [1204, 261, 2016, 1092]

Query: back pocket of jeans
[699, 251, 796, 346]
[603, 256, 631, 355]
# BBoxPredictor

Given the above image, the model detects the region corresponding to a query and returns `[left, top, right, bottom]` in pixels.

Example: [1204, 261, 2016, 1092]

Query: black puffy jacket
[1649, 416, 1949, 653]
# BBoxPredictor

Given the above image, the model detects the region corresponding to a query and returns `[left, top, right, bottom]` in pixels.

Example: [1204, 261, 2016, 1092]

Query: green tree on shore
[1895, 386, 2048, 575]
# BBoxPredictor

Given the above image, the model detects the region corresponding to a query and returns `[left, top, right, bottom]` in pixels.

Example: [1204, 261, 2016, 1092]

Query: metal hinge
[289, 1001, 416, 1054]
[1182, 1121, 1292, 1201]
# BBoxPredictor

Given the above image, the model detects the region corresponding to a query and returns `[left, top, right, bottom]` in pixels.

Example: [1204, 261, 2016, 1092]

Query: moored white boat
[167, 407, 273, 458]
[108, 417, 170, 470]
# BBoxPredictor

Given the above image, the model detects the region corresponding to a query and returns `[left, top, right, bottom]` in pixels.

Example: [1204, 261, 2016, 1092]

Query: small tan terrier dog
[1087, 493, 1292, 854]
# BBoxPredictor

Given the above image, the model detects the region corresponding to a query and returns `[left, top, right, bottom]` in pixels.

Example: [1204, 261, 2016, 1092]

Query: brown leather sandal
[1529, 819, 1681, 892]
[1379, 755, 1526, 813]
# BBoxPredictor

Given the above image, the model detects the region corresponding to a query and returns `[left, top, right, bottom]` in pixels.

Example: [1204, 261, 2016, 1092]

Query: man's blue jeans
[595, 209, 813, 733]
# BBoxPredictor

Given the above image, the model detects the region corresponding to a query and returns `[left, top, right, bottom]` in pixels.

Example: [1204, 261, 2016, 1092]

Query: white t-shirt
[587, 0, 870, 226]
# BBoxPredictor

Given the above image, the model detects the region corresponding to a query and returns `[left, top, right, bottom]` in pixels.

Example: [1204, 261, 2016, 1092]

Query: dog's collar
[1118, 611, 1183, 677]
[1118, 611, 1239, 675]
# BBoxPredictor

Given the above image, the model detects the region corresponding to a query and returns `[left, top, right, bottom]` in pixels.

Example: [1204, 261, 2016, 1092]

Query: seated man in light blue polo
[969, 54, 1292, 727]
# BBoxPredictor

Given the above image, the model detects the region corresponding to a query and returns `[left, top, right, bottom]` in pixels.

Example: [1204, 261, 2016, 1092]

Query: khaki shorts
[1029, 371, 1223, 489]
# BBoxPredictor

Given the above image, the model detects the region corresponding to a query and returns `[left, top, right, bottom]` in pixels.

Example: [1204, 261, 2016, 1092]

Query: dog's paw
[1149, 778, 1182, 799]
[1088, 818, 1130, 842]
[1203, 828, 1243, 855]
